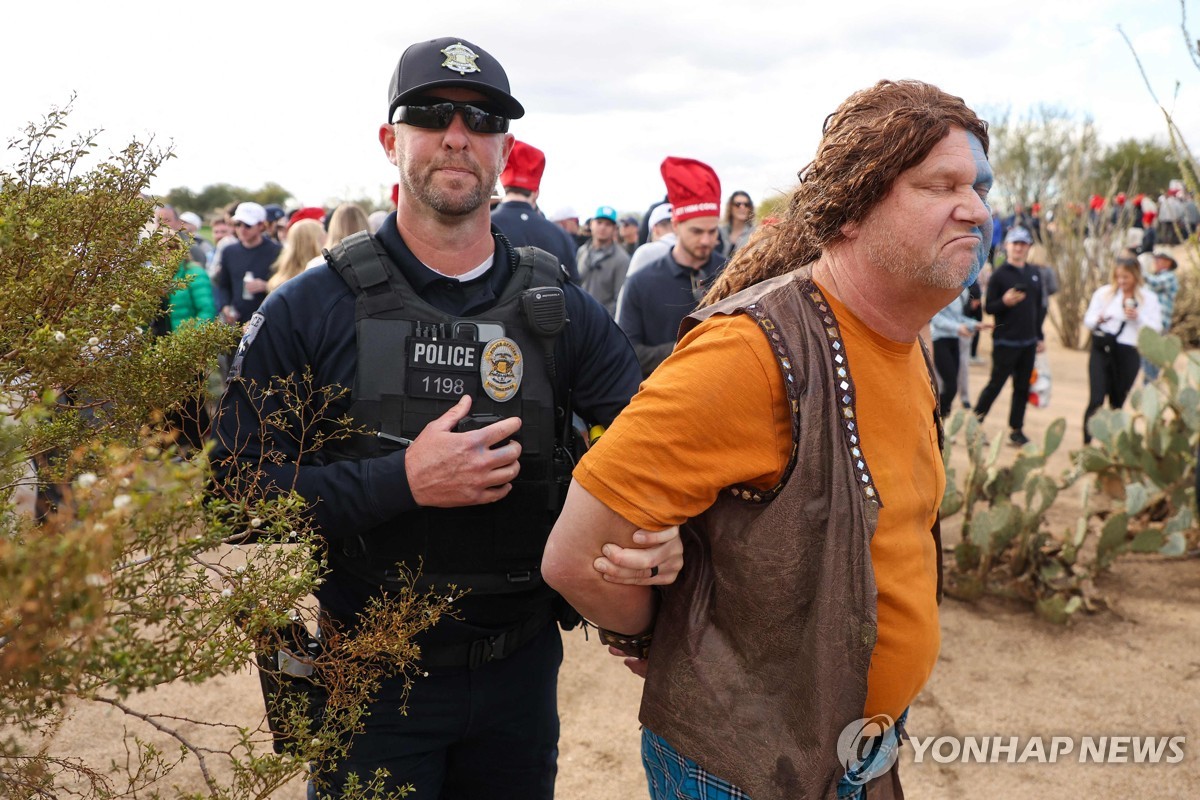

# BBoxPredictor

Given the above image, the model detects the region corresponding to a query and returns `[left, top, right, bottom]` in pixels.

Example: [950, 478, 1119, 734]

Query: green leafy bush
[0, 104, 434, 800]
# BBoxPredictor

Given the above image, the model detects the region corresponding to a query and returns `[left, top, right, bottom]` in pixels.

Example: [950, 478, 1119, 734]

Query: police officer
[213, 36, 664, 798]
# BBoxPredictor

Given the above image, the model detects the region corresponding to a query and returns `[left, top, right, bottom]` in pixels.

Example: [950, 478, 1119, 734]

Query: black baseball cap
[388, 37, 525, 122]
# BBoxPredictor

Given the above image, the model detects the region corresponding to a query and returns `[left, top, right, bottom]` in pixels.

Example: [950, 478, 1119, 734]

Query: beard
[400, 153, 501, 217]
[862, 225, 972, 290]
[681, 241, 713, 264]
[883, 257, 966, 290]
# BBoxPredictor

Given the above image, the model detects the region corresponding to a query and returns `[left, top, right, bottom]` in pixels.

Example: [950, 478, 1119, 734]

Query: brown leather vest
[638, 267, 943, 800]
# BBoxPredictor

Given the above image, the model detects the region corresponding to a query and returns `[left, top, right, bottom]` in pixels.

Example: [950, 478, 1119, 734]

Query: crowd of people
[929, 213, 1181, 447]
[149, 199, 381, 330]
[985, 183, 1200, 257]
[158, 180, 1186, 455]
[136, 34, 1194, 800]
[153, 160, 761, 394]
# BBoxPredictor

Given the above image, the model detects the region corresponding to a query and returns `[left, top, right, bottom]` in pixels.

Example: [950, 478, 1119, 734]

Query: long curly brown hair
[701, 80, 989, 307]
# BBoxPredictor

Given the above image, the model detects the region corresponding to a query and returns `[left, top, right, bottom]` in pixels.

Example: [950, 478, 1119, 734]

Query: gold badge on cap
[441, 42, 482, 75]
[481, 338, 523, 402]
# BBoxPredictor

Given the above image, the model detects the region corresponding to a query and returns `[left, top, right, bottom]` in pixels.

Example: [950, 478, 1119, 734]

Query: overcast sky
[4, 1, 1198, 218]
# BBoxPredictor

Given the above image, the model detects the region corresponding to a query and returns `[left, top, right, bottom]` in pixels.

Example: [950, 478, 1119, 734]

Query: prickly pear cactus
[940, 412, 1077, 615]
[1080, 327, 1196, 561]
[939, 327, 1198, 624]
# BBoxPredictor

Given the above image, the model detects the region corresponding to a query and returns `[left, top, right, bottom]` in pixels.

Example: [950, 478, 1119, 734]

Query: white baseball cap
[648, 204, 674, 229]
[232, 202, 267, 227]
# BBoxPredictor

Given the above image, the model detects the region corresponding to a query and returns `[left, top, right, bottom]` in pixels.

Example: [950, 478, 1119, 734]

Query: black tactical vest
[321, 231, 570, 599]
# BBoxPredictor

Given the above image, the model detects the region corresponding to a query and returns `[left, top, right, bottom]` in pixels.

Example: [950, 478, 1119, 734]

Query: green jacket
[168, 261, 217, 331]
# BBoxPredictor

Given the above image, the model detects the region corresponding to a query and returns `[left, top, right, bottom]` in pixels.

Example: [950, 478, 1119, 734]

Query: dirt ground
[44, 303, 1200, 799]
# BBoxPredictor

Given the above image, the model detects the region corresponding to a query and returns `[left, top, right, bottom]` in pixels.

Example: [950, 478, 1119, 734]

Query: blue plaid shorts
[641, 710, 907, 800]
[642, 728, 750, 800]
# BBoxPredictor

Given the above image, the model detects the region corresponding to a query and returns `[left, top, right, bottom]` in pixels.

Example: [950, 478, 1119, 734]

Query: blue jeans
[642, 709, 908, 800]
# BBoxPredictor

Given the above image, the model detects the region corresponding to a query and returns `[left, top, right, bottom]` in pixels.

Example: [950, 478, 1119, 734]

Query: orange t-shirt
[574, 285, 943, 721]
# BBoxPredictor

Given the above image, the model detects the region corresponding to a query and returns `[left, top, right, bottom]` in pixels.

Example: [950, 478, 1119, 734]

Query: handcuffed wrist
[599, 626, 653, 659]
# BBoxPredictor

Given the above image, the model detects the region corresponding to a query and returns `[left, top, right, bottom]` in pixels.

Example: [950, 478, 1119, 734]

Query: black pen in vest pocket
[376, 431, 414, 447]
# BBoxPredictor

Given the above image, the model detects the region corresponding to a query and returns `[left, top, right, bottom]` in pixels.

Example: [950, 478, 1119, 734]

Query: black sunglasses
[392, 101, 510, 134]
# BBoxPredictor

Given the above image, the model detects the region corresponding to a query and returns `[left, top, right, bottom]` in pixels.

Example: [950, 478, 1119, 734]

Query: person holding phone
[1082, 256, 1162, 443]
[973, 226, 1045, 446]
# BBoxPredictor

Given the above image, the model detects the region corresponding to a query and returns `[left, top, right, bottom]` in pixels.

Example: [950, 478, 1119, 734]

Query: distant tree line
[164, 182, 389, 218]
[164, 181, 292, 215]
[986, 107, 1195, 212]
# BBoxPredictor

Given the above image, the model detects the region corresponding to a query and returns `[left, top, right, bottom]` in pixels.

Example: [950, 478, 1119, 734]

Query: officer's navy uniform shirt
[212, 212, 641, 641]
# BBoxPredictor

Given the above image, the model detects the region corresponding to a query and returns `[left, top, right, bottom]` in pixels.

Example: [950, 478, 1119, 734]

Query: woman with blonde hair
[306, 202, 370, 270]
[1082, 255, 1162, 443]
[267, 219, 325, 292]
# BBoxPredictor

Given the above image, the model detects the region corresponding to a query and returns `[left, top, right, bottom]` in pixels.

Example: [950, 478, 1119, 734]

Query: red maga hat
[660, 156, 721, 223]
[500, 140, 546, 192]
[288, 206, 327, 229]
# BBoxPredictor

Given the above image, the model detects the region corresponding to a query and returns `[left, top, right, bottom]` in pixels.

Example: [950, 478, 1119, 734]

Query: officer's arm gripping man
[543, 480, 657, 636]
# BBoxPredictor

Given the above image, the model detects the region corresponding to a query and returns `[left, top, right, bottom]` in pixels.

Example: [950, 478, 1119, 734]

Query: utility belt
[254, 608, 554, 751]
[384, 567, 545, 595]
[417, 608, 557, 671]
[255, 601, 582, 750]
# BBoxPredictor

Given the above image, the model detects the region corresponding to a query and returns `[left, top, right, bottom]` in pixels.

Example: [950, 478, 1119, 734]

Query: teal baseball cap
[593, 206, 618, 223]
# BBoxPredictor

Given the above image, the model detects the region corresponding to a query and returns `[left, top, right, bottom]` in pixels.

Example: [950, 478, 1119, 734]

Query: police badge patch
[440, 43, 482, 75]
[480, 338, 522, 402]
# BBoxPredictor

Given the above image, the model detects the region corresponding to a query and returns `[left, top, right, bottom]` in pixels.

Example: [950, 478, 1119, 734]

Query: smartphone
[1012, 283, 1028, 293]
[455, 413, 515, 448]
[455, 414, 504, 433]
[452, 321, 506, 342]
